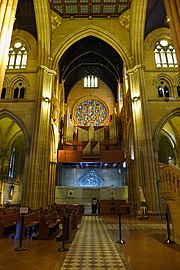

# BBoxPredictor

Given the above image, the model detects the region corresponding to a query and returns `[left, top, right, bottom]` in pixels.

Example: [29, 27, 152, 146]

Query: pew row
[52, 204, 83, 242]
[13, 212, 40, 240]
[0, 212, 19, 238]
[38, 210, 61, 240]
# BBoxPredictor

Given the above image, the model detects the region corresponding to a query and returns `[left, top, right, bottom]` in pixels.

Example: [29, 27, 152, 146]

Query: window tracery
[6, 40, 28, 70]
[84, 76, 98, 88]
[74, 99, 108, 126]
[13, 81, 26, 99]
[157, 79, 170, 98]
[154, 39, 177, 68]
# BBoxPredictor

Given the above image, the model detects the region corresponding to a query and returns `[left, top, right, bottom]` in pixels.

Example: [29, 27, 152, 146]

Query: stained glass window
[74, 99, 108, 126]
[8, 147, 16, 179]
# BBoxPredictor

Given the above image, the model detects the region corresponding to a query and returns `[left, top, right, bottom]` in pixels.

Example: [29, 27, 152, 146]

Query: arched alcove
[0, 110, 30, 205]
[153, 108, 180, 167]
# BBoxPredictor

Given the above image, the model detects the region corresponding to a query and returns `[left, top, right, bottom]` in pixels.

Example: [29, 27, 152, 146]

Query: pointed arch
[51, 25, 131, 71]
[0, 109, 30, 148]
[153, 108, 180, 149]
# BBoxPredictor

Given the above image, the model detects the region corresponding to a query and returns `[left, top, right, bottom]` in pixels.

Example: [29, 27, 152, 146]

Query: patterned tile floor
[60, 216, 126, 269]
[104, 223, 169, 230]
[0, 215, 179, 269]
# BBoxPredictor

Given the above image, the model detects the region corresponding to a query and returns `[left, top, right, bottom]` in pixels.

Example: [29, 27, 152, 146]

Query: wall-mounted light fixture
[132, 96, 139, 102]
[39, 165, 43, 173]
[44, 97, 50, 102]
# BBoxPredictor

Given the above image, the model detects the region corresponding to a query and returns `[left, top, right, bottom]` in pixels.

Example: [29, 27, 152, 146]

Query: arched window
[6, 40, 28, 70]
[84, 75, 98, 88]
[154, 39, 178, 68]
[1, 87, 6, 99]
[157, 80, 170, 98]
[177, 79, 180, 97]
[13, 81, 26, 99]
[8, 147, 16, 179]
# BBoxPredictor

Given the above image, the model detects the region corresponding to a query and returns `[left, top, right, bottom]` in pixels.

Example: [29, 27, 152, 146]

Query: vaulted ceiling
[13, 0, 168, 100]
[59, 36, 123, 101]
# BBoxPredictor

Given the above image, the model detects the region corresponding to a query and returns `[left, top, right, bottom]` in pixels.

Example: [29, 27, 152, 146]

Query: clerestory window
[84, 75, 98, 88]
[154, 39, 178, 68]
[6, 41, 28, 70]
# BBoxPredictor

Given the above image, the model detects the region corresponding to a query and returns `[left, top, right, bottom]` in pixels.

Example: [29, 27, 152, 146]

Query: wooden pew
[65, 204, 81, 229]
[53, 204, 83, 242]
[0, 212, 19, 238]
[14, 212, 40, 240]
[38, 210, 61, 240]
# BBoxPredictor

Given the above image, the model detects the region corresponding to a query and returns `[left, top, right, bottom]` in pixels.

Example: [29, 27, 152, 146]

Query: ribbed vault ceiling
[59, 36, 123, 101]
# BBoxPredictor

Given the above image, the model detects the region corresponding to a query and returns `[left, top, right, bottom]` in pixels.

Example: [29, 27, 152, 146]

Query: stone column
[0, 0, 18, 91]
[164, 0, 180, 73]
[127, 0, 159, 212]
[23, 66, 56, 209]
[47, 162, 56, 205]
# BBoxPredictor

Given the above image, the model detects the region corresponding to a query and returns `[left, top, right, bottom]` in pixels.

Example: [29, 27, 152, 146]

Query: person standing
[91, 197, 97, 214]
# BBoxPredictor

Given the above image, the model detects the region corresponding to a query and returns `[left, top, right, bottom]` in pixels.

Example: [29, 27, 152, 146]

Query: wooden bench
[14, 212, 40, 240]
[54, 204, 83, 242]
[0, 212, 19, 238]
[65, 205, 82, 229]
[38, 210, 61, 240]
[54, 204, 82, 229]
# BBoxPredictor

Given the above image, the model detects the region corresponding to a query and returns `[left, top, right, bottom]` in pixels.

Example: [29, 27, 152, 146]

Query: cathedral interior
[0, 1, 180, 266]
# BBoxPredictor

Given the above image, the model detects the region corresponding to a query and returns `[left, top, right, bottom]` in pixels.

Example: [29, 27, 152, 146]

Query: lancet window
[6, 41, 28, 70]
[157, 80, 170, 98]
[154, 39, 178, 68]
[177, 79, 180, 97]
[84, 75, 98, 88]
[1, 87, 6, 99]
[8, 147, 16, 179]
[13, 81, 26, 99]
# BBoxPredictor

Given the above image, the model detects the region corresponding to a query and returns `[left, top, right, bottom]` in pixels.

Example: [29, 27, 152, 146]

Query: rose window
[74, 99, 108, 126]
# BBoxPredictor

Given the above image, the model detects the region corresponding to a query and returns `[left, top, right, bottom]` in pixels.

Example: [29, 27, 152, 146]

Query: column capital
[38, 65, 57, 76]
[126, 64, 144, 76]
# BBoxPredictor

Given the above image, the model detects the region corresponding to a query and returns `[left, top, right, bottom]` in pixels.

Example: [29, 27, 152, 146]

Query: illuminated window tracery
[74, 99, 108, 126]
[6, 41, 28, 70]
[154, 39, 177, 68]
[84, 76, 98, 88]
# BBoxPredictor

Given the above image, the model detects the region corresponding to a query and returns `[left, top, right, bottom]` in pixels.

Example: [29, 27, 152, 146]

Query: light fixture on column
[44, 96, 50, 102]
[132, 96, 139, 102]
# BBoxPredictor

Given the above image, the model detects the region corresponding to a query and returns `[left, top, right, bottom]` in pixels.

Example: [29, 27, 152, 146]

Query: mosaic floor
[60, 216, 126, 270]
